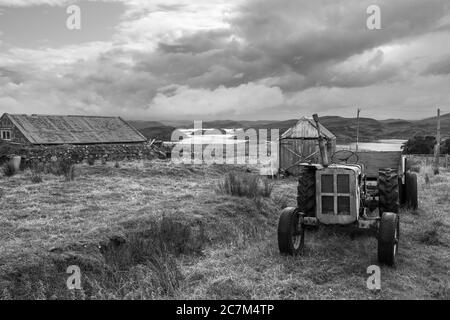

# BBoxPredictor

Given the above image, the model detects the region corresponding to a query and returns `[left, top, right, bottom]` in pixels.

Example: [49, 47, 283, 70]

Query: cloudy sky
[0, 0, 449, 120]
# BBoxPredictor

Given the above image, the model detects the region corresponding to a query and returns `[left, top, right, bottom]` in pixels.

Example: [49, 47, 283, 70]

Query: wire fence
[405, 154, 449, 168]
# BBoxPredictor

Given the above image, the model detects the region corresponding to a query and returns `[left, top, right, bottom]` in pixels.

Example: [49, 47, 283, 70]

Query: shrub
[60, 159, 75, 181]
[425, 173, 430, 185]
[43, 160, 60, 176]
[216, 172, 274, 198]
[2, 161, 16, 177]
[87, 156, 95, 166]
[402, 136, 436, 154]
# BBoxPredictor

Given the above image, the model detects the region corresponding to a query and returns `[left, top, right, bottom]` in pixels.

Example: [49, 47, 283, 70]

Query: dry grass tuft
[216, 172, 274, 198]
[419, 227, 440, 245]
[30, 168, 43, 184]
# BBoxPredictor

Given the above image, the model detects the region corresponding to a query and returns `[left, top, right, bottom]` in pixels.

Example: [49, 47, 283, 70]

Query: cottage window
[1, 130, 11, 140]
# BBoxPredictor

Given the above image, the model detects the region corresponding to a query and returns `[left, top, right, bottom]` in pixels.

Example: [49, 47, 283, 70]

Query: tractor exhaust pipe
[312, 113, 329, 167]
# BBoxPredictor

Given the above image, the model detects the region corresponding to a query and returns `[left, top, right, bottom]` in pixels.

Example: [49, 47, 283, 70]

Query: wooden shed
[279, 117, 336, 175]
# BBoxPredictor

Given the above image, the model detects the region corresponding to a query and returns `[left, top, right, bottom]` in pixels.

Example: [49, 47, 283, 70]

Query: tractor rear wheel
[378, 212, 400, 266]
[405, 172, 418, 210]
[378, 168, 399, 215]
[278, 207, 304, 255]
[297, 166, 316, 217]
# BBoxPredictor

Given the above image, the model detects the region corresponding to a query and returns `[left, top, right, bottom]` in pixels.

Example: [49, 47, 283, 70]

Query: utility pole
[433, 108, 441, 175]
[356, 108, 361, 152]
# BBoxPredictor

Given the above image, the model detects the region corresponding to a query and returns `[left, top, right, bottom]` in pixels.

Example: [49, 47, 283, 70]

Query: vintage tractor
[277, 114, 418, 266]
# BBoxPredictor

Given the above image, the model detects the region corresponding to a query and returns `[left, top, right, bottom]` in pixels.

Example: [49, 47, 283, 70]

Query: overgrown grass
[1, 159, 448, 300]
[216, 172, 274, 198]
[26, 159, 75, 181]
[0, 219, 186, 300]
[0, 161, 276, 299]
[179, 162, 450, 300]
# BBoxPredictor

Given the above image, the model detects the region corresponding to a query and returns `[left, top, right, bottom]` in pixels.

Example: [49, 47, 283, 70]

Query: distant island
[129, 113, 450, 144]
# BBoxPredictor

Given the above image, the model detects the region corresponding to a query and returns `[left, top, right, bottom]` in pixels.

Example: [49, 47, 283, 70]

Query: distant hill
[410, 113, 450, 136]
[202, 120, 245, 128]
[129, 113, 450, 143]
[128, 120, 167, 130]
[157, 120, 193, 127]
[138, 125, 176, 141]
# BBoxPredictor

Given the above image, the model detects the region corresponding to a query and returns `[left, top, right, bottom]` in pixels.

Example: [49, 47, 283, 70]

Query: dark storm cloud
[1, 0, 450, 119]
[229, 0, 450, 88]
[131, 30, 275, 90]
[123, 0, 450, 95]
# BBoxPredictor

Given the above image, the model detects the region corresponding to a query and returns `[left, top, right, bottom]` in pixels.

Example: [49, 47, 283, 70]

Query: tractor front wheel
[278, 207, 304, 255]
[378, 212, 400, 266]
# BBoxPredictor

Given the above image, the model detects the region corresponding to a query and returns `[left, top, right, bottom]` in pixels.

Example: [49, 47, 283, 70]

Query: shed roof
[3, 113, 147, 145]
[281, 117, 336, 140]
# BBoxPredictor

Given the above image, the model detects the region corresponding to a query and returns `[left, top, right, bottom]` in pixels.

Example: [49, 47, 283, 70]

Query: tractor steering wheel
[331, 150, 359, 165]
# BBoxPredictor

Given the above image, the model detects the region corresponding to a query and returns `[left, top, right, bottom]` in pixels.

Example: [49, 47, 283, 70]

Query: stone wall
[1, 142, 167, 168]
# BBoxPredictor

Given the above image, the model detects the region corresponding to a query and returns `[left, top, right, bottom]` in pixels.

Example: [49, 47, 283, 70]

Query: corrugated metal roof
[4, 114, 147, 145]
[281, 117, 336, 140]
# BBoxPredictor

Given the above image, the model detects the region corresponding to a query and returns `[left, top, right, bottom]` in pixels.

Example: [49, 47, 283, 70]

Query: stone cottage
[0, 113, 147, 145]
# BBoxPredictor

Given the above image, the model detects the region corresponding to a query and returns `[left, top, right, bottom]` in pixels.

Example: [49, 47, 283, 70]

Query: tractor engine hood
[298, 163, 362, 175]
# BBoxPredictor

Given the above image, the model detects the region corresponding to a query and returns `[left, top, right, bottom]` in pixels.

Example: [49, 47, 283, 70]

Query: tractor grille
[320, 173, 351, 215]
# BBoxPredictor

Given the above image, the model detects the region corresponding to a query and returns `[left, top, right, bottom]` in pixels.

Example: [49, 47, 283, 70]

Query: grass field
[0, 159, 448, 299]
